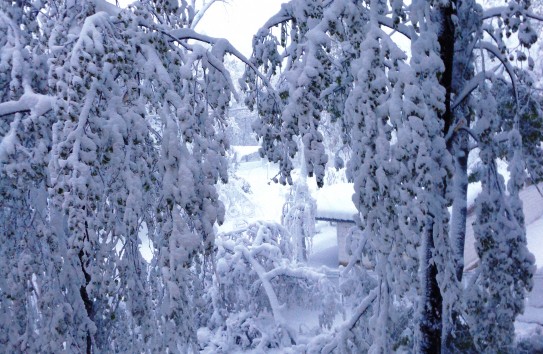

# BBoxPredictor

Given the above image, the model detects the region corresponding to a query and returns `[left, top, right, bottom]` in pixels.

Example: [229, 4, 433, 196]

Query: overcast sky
[197, 0, 287, 56]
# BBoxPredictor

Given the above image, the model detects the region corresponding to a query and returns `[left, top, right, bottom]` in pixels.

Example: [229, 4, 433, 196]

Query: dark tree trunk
[419, 3, 457, 354]
[438, 3, 456, 139]
[79, 247, 93, 354]
[420, 221, 444, 353]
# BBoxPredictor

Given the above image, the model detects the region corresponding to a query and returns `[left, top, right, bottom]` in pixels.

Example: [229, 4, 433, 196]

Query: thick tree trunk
[418, 3, 456, 354]
[420, 222, 443, 353]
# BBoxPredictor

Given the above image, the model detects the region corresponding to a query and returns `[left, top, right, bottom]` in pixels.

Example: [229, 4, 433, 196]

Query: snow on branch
[452, 72, 489, 110]
[477, 41, 519, 106]
[0, 92, 55, 119]
[482, 6, 543, 22]
[151, 26, 276, 97]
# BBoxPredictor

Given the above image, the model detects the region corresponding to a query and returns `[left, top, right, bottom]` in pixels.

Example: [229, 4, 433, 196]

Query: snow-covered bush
[217, 161, 255, 228]
[200, 221, 340, 352]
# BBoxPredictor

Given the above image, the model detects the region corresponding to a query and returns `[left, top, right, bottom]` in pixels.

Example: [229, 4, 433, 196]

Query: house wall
[337, 221, 352, 266]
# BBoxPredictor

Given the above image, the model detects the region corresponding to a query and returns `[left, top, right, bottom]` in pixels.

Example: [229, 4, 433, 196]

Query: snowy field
[221, 148, 543, 347]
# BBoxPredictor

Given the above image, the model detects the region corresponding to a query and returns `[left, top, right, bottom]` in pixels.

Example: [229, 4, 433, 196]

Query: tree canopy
[243, 0, 541, 351]
[1, 0, 542, 352]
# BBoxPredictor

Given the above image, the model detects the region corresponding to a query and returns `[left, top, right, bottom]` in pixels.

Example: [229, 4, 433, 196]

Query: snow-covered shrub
[281, 178, 317, 262]
[217, 173, 254, 227]
[200, 221, 340, 352]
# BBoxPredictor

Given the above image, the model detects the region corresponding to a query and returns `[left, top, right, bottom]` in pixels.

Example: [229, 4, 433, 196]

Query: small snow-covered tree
[281, 147, 317, 262]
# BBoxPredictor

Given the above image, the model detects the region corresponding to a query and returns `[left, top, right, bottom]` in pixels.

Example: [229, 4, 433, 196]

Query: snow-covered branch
[0, 92, 55, 118]
[190, 0, 225, 29]
[452, 72, 488, 110]
[320, 288, 378, 353]
[477, 41, 518, 105]
[148, 25, 277, 96]
[482, 6, 543, 22]
[226, 242, 298, 345]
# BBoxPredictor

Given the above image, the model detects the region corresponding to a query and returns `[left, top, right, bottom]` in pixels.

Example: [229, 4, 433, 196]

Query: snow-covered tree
[281, 147, 317, 262]
[243, 0, 540, 351]
[0, 0, 263, 352]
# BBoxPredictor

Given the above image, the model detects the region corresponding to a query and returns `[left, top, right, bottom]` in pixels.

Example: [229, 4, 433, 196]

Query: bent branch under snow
[482, 6, 543, 22]
[477, 41, 519, 107]
[146, 25, 277, 100]
[0, 92, 55, 119]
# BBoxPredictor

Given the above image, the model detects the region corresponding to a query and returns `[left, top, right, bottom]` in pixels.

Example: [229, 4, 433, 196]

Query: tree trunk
[419, 219, 443, 353]
[419, 3, 456, 353]
[450, 131, 469, 282]
[79, 222, 94, 354]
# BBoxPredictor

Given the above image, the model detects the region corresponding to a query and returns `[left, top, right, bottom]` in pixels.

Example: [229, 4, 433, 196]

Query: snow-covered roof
[231, 145, 261, 163]
[315, 183, 358, 221]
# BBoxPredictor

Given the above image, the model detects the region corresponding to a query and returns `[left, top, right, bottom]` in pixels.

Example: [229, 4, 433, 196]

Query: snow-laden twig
[477, 41, 519, 107]
[232, 243, 298, 345]
[320, 288, 378, 354]
[0, 91, 55, 119]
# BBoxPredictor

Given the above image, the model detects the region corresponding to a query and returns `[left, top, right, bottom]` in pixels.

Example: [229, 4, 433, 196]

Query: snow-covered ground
[221, 151, 543, 343]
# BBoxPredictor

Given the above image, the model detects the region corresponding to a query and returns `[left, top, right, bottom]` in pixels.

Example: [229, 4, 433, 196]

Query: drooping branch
[477, 41, 519, 107]
[146, 25, 278, 98]
[482, 6, 543, 22]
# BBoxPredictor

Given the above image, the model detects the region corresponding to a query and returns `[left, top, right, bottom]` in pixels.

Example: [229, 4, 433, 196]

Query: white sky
[113, 0, 287, 56]
[197, 0, 287, 56]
